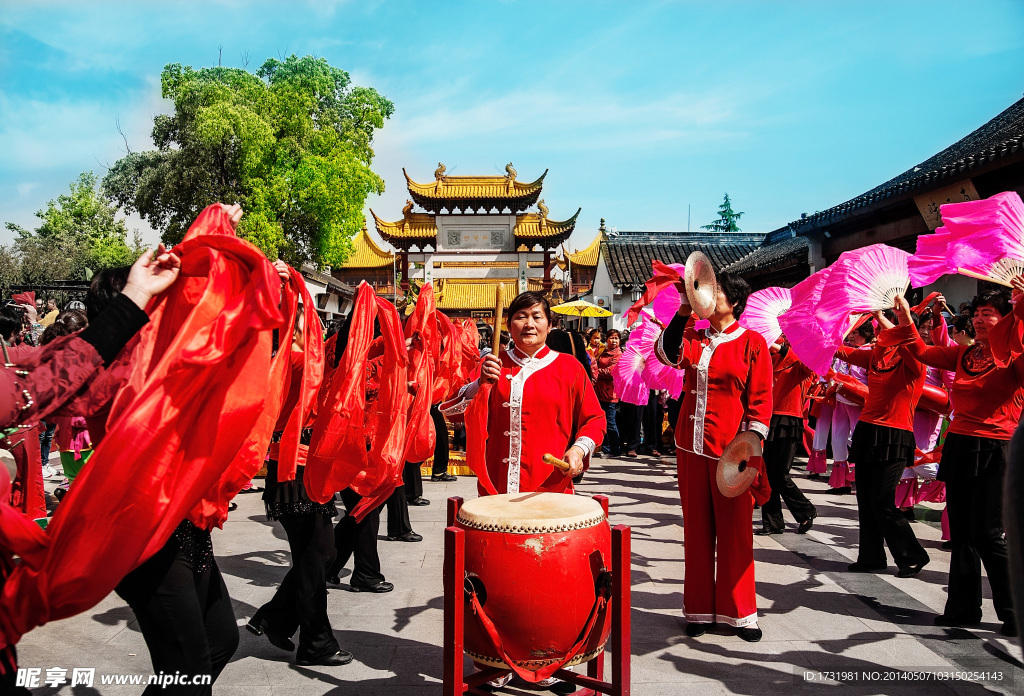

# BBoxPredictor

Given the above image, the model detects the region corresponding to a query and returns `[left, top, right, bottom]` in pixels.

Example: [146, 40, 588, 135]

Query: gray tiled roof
[775, 95, 1024, 236]
[603, 238, 762, 288]
[723, 236, 811, 275]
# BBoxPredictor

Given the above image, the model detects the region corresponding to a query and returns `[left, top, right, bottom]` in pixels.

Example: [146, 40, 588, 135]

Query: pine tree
[701, 193, 744, 233]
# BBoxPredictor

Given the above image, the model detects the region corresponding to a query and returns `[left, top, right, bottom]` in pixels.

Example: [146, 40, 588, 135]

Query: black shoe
[550, 680, 577, 695]
[685, 622, 710, 637]
[797, 518, 814, 534]
[826, 487, 852, 495]
[895, 558, 929, 578]
[327, 574, 342, 586]
[847, 561, 886, 573]
[902, 508, 916, 521]
[941, 540, 952, 550]
[592, 451, 604, 459]
[934, 613, 981, 627]
[386, 531, 423, 542]
[349, 581, 394, 593]
[431, 473, 457, 482]
[737, 626, 762, 642]
[408, 497, 431, 506]
[246, 613, 296, 652]
[807, 473, 821, 480]
[1001, 619, 1018, 637]
[296, 649, 354, 667]
[754, 527, 784, 536]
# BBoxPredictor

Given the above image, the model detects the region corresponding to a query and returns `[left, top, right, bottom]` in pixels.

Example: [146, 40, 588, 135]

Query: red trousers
[7, 424, 45, 520]
[677, 449, 757, 627]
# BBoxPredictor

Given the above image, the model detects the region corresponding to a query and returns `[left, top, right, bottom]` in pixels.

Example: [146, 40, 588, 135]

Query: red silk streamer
[626, 260, 682, 327]
[349, 297, 409, 521]
[746, 456, 771, 506]
[433, 311, 463, 403]
[305, 283, 377, 502]
[460, 318, 481, 380]
[276, 267, 326, 482]
[10, 292, 34, 307]
[403, 285, 438, 463]
[910, 291, 941, 316]
[185, 279, 295, 530]
[463, 381, 499, 496]
[0, 204, 284, 652]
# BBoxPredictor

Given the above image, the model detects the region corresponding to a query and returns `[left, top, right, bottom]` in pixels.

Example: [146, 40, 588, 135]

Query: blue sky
[2, 0, 1023, 254]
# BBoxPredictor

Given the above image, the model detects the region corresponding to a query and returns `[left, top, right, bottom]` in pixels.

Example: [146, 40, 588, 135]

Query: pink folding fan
[908, 226, 954, 287]
[612, 329, 651, 406]
[778, 266, 836, 375]
[942, 191, 1024, 287]
[739, 286, 792, 347]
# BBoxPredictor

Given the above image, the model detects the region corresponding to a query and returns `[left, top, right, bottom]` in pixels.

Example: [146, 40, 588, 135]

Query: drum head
[716, 431, 762, 498]
[457, 492, 606, 533]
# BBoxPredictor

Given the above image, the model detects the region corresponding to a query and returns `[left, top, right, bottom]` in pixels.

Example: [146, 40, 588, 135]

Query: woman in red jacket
[758, 340, 817, 535]
[591, 329, 622, 456]
[656, 272, 772, 642]
[836, 311, 929, 579]
[891, 287, 1022, 638]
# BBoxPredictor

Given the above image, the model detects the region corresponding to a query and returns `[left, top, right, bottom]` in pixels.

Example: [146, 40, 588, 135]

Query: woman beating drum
[655, 268, 773, 642]
[440, 291, 606, 496]
[440, 291, 606, 692]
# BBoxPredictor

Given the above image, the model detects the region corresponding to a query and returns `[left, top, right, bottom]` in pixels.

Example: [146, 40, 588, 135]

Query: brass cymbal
[716, 431, 762, 498]
[684, 251, 718, 320]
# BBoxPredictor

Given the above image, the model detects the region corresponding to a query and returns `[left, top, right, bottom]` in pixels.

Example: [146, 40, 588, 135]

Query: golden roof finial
[434, 162, 446, 180]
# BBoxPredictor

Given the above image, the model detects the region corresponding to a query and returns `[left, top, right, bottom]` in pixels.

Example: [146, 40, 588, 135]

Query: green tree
[0, 245, 22, 299]
[5, 171, 142, 283]
[701, 193, 744, 233]
[103, 55, 394, 266]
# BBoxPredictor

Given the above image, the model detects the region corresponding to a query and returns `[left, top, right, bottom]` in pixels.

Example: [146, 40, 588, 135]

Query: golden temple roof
[340, 225, 395, 268]
[555, 231, 604, 270]
[370, 208, 581, 250]
[427, 278, 562, 311]
[404, 163, 547, 213]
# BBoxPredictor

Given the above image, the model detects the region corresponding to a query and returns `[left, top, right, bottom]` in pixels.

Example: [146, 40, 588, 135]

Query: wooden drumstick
[542, 453, 572, 473]
[493, 284, 504, 358]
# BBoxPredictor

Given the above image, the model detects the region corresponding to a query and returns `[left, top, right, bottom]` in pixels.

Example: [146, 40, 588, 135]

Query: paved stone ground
[18, 453, 1024, 695]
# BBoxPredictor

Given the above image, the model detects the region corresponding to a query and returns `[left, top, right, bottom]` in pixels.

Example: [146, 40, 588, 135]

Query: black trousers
[404, 459, 423, 501]
[431, 405, 449, 476]
[115, 537, 238, 695]
[386, 459, 424, 537]
[761, 435, 816, 530]
[945, 460, 1014, 622]
[642, 391, 666, 453]
[620, 402, 640, 452]
[330, 488, 385, 587]
[855, 456, 928, 569]
[257, 510, 339, 661]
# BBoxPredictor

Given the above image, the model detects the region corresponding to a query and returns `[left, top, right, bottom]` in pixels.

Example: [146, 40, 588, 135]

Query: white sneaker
[487, 673, 512, 689]
[41, 465, 59, 479]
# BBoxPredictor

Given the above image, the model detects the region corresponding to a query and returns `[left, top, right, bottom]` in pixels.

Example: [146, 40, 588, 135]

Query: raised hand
[479, 353, 501, 384]
[221, 203, 243, 230]
[121, 244, 182, 310]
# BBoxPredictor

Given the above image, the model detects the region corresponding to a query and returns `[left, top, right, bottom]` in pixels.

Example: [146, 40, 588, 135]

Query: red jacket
[657, 317, 773, 458]
[591, 346, 621, 403]
[772, 348, 815, 418]
[891, 312, 1024, 440]
[836, 328, 925, 432]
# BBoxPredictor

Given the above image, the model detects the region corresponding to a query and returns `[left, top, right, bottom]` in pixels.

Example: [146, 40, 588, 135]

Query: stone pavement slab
[17, 454, 1024, 695]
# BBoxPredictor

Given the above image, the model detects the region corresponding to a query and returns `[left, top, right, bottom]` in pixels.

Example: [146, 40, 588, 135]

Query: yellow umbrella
[551, 299, 612, 318]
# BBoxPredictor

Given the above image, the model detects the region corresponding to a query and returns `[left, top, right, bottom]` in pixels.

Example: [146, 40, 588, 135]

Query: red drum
[831, 373, 867, 407]
[918, 383, 951, 415]
[456, 492, 612, 682]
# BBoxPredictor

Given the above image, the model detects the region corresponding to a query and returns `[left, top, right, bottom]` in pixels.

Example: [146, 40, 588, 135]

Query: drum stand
[443, 494, 631, 696]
